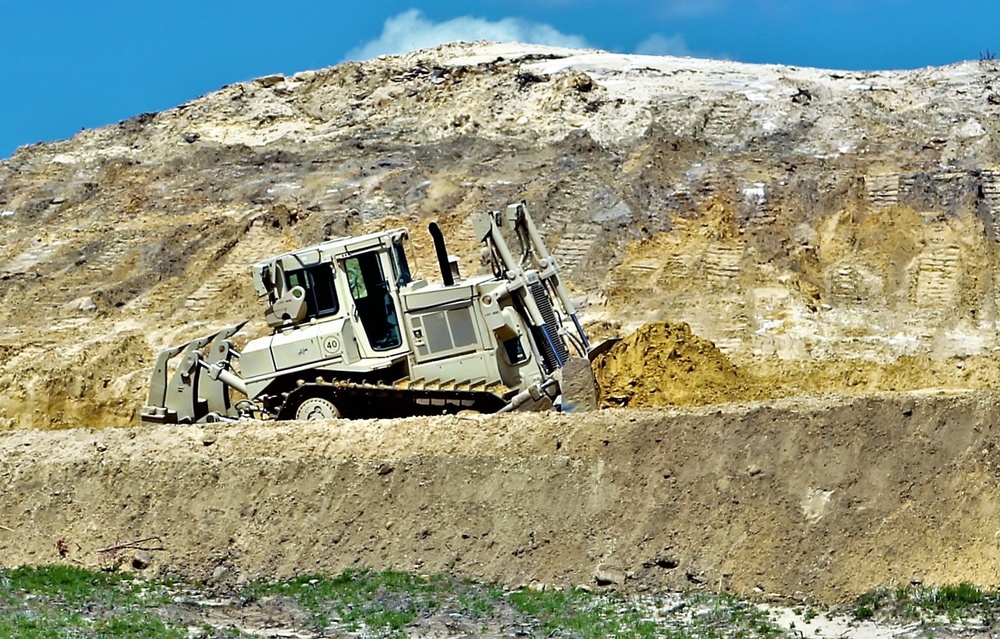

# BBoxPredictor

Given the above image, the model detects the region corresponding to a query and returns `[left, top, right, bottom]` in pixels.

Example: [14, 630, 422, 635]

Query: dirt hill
[4, 42, 1000, 428]
[5, 42, 1000, 602]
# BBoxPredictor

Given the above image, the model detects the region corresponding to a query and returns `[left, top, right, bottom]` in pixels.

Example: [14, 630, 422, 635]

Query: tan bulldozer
[141, 201, 606, 424]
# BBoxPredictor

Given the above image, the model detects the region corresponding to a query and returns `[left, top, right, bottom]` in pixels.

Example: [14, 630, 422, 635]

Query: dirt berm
[3, 390, 1000, 603]
[592, 322, 761, 407]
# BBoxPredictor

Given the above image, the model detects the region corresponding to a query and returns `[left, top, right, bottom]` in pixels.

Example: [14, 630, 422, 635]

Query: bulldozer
[140, 201, 602, 424]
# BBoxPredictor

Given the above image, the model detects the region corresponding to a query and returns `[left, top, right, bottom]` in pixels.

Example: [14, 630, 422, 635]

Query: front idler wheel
[295, 397, 341, 421]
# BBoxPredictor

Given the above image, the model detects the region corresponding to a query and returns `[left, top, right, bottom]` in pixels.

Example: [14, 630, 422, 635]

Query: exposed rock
[253, 74, 284, 88]
[595, 563, 625, 587]
[59, 296, 97, 317]
[209, 565, 231, 584]
[132, 550, 152, 570]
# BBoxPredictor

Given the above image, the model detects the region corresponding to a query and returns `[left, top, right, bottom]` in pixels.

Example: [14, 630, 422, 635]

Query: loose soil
[593, 322, 761, 407]
[3, 391, 1000, 604]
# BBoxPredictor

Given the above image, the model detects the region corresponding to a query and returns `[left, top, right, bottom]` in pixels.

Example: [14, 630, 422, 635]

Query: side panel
[269, 318, 361, 370]
[240, 335, 276, 381]
[401, 281, 478, 312]
[399, 279, 546, 392]
[410, 350, 497, 387]
[270, 327, 324, 370]
[407, 304, 481, 363]
[241, 319, 366, 400]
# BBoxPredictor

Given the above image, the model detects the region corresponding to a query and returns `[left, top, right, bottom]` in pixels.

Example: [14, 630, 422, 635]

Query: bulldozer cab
[251, 228, 413, 358]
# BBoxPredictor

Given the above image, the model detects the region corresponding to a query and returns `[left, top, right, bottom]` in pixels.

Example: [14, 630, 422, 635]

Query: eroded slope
[4, 44, 1000, 428]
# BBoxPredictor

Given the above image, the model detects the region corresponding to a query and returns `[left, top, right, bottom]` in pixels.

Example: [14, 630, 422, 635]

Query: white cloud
[345, 9, 589, 61]
[635, 33, 692, 57]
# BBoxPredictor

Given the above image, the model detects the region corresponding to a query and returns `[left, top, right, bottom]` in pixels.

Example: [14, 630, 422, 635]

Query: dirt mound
[592, 321, 1000, 409]
[4, 392, 1000, 603]
[593, 322, 761, 407]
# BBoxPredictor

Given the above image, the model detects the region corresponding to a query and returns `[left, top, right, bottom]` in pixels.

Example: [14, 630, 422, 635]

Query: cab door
[342, 250, 405, 355]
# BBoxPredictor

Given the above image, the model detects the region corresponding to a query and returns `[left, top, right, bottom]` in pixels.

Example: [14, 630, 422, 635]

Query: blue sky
[1, 0, 996, 159]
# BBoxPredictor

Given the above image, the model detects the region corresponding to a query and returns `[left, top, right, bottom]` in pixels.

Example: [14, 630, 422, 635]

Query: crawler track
[277, 377, 512, 419]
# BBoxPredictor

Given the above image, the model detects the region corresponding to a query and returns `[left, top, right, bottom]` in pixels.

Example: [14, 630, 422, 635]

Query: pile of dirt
[592, 322, 762, 407]
[4, 391, 1000, 603]
[591, 320, 1000, 409]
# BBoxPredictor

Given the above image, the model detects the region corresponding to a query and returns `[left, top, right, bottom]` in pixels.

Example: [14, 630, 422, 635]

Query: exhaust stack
[429, 222, 458, 286]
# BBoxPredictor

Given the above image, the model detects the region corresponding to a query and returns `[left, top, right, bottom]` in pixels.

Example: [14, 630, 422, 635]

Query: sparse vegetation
[852, 582, 1000, 628]
[0, 565, 793, 638]
[8, 565, 1000, 638]
[240, 569, 465, 633]
[237, 573, 798, 638]
[506, 587, 658, 638]
[0, 565, 184, 638]
[680, 592, 786, 638]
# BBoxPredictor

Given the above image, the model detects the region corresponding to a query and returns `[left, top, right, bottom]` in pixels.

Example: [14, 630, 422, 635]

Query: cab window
[286, 263, 339, 318]
[391, 238, 413, 287]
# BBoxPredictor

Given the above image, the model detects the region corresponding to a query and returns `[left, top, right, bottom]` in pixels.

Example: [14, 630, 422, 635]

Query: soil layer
[3, 391, 999, 604]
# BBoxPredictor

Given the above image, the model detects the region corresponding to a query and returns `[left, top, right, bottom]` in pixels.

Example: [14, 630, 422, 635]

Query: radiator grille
[528, 280, 569, 374]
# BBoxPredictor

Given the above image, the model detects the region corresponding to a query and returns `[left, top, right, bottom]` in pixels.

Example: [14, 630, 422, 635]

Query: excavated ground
[3, 391, 1000, 604]
[7, 42, 1000, 606]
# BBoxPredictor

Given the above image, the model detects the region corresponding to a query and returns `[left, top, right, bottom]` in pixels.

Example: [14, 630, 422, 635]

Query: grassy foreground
[1, 565, 998, 637]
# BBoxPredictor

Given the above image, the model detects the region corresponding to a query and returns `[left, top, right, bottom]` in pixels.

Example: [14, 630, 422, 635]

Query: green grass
[0, 565, 186, 639]
[506, 588, 665, 638]
[681, 592, 786, 639]
[240, 569, 513, 635]
[242, 570, 776, 638]
[4, 564, 130, 604]
[242, 570, 688, 638]
[241, 569, 441, 632]
[852, 582, 1000, 625]
[0, 565, 790, 638]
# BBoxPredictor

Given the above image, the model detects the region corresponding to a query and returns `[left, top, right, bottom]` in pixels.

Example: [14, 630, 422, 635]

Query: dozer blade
[555, 355, 599, 413]
[587, 337, 621, 362]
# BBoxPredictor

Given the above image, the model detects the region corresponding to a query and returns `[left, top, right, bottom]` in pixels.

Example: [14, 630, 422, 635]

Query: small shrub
[933, 582, 986, 610]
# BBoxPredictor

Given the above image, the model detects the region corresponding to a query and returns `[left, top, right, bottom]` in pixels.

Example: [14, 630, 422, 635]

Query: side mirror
[261, 265, 273, 291]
